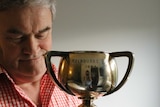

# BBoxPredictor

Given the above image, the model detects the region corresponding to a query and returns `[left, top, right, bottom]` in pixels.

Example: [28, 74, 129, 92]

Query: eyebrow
[7, 28, 24, 35]
[6, 26, 51, 35]
[38, 26, 51, 34]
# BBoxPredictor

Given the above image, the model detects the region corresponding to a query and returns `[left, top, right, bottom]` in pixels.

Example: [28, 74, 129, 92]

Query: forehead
[0, 6, 52, 33]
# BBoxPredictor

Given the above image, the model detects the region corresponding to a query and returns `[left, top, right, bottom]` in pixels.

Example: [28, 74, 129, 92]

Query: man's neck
[18, 79, 42, 106]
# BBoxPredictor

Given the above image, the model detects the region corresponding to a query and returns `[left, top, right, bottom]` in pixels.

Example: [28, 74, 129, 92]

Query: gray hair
[0, 0, 56, 19]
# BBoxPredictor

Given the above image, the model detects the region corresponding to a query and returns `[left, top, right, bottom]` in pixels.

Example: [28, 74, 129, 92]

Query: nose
[22, 35, 40, 55]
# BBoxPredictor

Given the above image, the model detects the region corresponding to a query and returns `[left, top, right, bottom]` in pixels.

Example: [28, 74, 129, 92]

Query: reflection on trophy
[45, 51, 134, 107]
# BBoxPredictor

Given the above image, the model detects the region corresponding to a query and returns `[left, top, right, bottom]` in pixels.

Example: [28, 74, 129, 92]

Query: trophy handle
[44, 51, 74, 95]
[105, 51, 134, 95]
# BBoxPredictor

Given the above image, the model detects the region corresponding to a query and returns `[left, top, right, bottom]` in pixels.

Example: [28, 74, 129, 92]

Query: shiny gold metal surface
[45, 51, 134, 107]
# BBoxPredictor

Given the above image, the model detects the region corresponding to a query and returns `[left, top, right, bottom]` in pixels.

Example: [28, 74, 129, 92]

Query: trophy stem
[78, 97, 96, 107]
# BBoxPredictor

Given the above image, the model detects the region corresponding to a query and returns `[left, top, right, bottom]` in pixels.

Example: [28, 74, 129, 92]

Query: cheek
[3, 47, 20, 59]
[0, 39, 21, 62]
[1, 47, 20, 68]
[41, 37, 52, 50]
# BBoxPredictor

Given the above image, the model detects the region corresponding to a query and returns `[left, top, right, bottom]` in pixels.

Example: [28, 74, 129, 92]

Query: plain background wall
[51, 0, 160, 107]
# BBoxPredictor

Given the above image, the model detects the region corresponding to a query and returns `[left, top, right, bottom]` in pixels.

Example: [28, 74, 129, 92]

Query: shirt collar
[0, 65, 16, 84]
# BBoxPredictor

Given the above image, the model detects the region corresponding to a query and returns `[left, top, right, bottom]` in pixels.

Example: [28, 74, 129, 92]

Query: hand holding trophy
[45, 51, 134, 107]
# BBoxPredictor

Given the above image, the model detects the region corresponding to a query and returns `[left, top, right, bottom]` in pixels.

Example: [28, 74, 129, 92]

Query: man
[0, 0, 81, 106]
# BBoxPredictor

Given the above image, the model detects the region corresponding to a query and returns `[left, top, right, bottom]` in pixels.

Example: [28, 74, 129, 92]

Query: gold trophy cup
[45, 51, 134, 107]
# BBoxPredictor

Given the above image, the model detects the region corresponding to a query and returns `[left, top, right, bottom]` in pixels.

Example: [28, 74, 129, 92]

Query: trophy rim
[66, 50, 106, 54]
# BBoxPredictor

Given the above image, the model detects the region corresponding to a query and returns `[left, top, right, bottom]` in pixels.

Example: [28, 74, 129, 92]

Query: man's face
[0, 6, 52, 81]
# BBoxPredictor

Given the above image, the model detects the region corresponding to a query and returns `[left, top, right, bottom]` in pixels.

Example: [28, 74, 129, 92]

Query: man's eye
[7, 35, 24, 43]
[36, 34, 47, 39]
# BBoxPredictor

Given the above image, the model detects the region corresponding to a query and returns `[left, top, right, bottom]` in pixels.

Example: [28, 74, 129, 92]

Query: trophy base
[78, 98, 97, 107]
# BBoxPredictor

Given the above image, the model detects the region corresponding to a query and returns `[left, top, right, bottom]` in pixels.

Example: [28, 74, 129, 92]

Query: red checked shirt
[0, 66, 81, 107]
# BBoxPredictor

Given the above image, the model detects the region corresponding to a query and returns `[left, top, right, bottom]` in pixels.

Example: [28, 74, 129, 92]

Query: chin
[18, 63, 46, 76]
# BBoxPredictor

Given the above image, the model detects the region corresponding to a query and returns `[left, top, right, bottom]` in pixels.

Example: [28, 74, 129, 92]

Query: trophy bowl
[44, 51, 134, 107]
